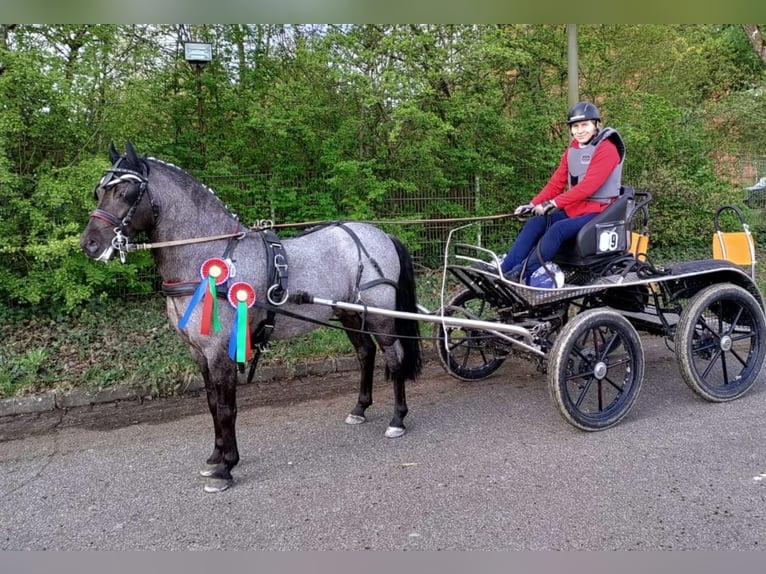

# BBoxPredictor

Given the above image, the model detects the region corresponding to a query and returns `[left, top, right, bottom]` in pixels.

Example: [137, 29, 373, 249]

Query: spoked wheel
[675, 283, 766, 402]
[548, 308, 644, 431]
[434, 289, 507, 381]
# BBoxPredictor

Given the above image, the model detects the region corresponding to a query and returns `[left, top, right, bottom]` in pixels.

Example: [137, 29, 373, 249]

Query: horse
[80, 141, 422, 492]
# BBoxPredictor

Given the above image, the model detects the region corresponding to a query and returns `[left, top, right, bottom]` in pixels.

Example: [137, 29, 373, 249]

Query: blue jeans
[501, 211, 597, 279]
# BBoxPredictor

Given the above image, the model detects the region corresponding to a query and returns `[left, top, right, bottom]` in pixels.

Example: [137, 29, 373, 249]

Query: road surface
[1, 336, 764, 550]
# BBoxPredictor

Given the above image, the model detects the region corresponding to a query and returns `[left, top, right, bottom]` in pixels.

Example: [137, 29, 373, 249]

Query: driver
[493, 101, 625, 283]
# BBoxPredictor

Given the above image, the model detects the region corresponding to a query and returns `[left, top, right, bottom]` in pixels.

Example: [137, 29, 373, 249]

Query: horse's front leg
[199, 355, 240, 493]
[340, 315, 376, 426]
[186, 346, 226, 477]
[199, 371, 225, 474]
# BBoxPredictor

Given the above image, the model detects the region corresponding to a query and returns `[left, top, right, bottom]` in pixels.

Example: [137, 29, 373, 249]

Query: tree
[742, 25, 766, 65]
[0, 24, 764, 309]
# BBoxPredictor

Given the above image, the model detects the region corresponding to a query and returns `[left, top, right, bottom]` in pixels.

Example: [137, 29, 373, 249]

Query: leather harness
[162, 221, 396, 383]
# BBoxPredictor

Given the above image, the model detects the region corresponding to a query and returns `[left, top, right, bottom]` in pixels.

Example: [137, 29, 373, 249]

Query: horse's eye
[122, 183, 142, 204]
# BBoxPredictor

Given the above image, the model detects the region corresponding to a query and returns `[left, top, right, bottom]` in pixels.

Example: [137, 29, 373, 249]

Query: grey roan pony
[80, 142, 422, 492]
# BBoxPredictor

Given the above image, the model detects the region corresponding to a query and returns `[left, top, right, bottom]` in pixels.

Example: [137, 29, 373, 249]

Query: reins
[94, 153, 519, 255]
[123, 213, 517, 252]
[126, 231, 248, 252]
[93, 151, 518, 257]
[268, 212, 515, 230]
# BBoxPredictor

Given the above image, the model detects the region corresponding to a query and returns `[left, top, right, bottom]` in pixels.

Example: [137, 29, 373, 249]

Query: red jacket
[531, 138, 621, 217]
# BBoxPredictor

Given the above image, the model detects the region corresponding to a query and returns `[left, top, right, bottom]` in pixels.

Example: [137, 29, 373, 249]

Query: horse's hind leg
[339, 314, 376, 426]
[380, 340, 409, 438]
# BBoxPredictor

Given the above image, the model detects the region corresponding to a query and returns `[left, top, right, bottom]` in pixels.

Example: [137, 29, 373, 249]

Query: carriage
[303, 185, 765, 432]
[81, 142, 765, 491]
[430, 187, 765, 431]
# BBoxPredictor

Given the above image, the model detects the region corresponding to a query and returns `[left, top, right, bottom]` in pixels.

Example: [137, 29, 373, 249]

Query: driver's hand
[532, 200, 556, 216]
[514, 203, 534, 216]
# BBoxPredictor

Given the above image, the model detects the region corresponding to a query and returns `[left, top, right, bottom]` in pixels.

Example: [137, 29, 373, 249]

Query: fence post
[475, 173, 482, 247]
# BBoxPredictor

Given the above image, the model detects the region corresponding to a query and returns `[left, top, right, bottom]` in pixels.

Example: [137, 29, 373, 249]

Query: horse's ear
[109, 141, 119, 164]
[125, 140, 139, 167]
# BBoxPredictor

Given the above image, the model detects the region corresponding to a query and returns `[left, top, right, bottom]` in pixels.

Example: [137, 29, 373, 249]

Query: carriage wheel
[434, 289, 506, 381]
[548, 308, 644, 431]
[675, 283, 766, 402]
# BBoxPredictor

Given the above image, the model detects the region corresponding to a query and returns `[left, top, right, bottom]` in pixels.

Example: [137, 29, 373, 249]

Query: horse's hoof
[203, 477, 233, 493]
[345, 414, 366, 425]
[199, 462, 219, 477]
[385, 426, 406, 438]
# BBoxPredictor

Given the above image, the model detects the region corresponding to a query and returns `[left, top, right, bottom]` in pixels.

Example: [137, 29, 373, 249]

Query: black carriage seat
[552, 185, 636, 268]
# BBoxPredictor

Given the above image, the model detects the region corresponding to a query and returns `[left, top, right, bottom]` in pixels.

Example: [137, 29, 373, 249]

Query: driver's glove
[514, 203, 535, 216]
[532, 200, 557, 216]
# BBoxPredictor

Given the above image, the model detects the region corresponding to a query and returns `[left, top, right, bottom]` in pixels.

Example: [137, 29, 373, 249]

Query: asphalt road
[1, 336, 765, 550]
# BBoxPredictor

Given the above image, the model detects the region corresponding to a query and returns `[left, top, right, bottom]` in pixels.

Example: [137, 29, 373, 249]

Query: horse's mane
[142, 155, 243, 222]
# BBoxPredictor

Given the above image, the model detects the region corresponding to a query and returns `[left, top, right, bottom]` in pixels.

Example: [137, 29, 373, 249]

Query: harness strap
[160, 226, 245, 297]
[221, 224, 243, 277]
[246, 229, 291, 381]
[162, 281, 229, 298]
[248, 222, 401, 381]
[260, 229, 289, 305]
[161, 229, 289, 379]
[331, 222, 399, 295]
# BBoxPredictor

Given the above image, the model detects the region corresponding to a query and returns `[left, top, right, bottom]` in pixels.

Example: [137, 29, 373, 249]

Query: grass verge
[0, 268, 445, 400]
[2, 255, 762, 402]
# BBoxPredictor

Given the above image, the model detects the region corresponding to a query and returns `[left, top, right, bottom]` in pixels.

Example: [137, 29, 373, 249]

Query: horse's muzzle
[80, 235, 114, 262]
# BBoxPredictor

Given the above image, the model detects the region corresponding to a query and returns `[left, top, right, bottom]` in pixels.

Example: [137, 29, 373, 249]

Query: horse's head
[80, 141, 157, 263]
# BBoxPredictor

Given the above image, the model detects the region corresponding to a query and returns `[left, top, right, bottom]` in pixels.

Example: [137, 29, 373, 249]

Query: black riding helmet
[567, 101, 601, 125]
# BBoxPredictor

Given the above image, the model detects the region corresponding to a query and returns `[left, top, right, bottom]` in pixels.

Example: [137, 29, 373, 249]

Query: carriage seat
[552, 185, 635, 268]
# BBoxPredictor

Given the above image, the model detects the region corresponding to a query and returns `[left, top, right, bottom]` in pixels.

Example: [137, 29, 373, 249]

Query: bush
[0, 157, 160, 312]
[608, 93, 728, 252]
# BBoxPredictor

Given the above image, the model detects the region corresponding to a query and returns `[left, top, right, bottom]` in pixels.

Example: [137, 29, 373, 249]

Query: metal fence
[203, 171, 528, 269]
[715, 153, 766, 192]
[200, 157, 766, 266]
[5, 154, 766, 306]
[105, 154, 766, 299]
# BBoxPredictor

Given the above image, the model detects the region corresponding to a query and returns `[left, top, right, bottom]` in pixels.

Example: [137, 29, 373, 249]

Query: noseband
[89, 159, 157, 263]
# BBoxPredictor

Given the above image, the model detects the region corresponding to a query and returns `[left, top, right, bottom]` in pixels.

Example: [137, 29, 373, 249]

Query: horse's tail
[389, 234, 422, 381]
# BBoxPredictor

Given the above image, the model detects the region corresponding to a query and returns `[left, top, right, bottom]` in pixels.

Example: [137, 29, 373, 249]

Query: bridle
[89, 157, 157, 263]
[89, 156, 247, 263]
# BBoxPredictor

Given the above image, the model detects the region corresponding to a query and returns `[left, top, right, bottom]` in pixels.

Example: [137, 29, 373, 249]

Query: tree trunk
[742, 25, 766, 65]
[1, 24, 17, 72]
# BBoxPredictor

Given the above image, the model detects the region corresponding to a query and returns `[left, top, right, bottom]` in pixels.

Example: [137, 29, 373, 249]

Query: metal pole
[303, 295, 545, 357]
[475, 173, 482, 247]
[567, 24, 579, 106]
[195, 63, 205, 164]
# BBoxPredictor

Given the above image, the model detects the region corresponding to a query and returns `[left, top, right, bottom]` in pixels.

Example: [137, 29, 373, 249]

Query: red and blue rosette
[178, 258, 230, 335]
[227, 282, 256, 364]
